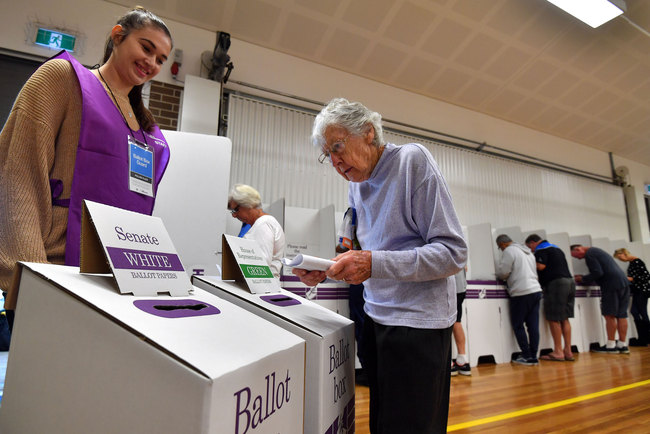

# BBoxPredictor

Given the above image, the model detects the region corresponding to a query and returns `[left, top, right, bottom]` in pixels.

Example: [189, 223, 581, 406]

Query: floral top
[628, 258, 650, 295]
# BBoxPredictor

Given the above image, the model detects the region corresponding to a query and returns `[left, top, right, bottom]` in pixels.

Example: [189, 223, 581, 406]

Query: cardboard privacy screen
[80, 200, 192, 296]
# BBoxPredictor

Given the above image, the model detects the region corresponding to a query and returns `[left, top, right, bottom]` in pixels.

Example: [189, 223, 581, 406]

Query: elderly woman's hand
[327, 250, 372, 285]
[292, 267, 327, 287]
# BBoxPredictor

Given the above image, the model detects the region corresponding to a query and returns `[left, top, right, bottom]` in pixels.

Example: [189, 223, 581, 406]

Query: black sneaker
[591, 345, 618, 354]
[450, 362, 458, 376]
[512, 356, 536, 366]
[456, 362, 472, 376]
[617, 346, 630, 354]
[527, 358, 539, 366]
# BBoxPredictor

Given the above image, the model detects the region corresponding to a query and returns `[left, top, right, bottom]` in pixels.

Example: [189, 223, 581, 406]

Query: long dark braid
[102, 6, 172, 132]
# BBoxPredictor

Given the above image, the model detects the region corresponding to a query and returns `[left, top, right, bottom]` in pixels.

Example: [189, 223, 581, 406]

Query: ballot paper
[281, 254, 334, 271]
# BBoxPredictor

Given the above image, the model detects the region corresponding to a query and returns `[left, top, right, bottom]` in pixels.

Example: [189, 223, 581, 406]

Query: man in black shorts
[571, 244, 630, 354]
[526, 234, 575, 361]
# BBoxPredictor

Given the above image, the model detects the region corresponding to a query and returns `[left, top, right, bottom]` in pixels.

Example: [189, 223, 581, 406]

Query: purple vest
[52, 51, 170, 266]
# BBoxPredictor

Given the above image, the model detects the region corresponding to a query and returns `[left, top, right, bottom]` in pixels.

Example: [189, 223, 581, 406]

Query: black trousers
[348, 283, 366, 367]
[361, 314, 452, 434]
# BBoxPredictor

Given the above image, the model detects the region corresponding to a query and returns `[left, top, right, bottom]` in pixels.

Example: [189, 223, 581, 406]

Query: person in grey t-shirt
[293, 98, 467, 434]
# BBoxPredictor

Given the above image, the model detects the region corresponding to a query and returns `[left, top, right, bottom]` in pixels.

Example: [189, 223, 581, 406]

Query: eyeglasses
[230, 205, 240, 215]
[318, 136, 349, 164]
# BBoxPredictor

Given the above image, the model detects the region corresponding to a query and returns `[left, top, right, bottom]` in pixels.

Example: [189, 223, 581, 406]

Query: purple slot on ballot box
[259, 294, 302, 307]
[133, 299, 221, 318]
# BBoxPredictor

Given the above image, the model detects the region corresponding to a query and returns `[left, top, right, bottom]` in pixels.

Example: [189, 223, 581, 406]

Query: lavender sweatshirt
[349, 143, 467, 329]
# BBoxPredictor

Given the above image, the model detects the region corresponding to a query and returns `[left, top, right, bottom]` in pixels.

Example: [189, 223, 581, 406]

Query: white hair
[311, 97, 385, 149]
[228, 184, 262, 209]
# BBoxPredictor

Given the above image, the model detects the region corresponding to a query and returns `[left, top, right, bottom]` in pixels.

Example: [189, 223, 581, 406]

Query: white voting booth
[153, 130, 231, 278]
[168, 75, 231, 276]
[281, 205, 350, 316]
[267, 198, 285, 228]
[592, 238, 612, 259]
[464, 223, 508, 366]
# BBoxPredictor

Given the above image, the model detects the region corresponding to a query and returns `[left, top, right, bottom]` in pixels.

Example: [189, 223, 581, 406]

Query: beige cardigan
[0, 59, 82, 308]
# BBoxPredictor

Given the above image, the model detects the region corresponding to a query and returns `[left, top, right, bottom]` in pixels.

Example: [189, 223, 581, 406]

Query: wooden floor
[354, 346, 650, 433]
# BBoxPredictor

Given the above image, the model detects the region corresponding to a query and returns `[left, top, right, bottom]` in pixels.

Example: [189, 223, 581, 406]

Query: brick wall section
[148, 81, 183, 131]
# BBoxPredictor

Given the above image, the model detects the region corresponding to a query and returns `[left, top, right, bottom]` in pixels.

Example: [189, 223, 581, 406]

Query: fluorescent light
[546, 0, 625, 28]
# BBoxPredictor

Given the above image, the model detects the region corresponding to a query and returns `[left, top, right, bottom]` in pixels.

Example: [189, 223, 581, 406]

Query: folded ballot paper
[281, 254, 334, 271]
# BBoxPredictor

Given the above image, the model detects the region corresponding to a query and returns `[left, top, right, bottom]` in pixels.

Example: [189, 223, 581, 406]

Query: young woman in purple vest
[0, 7, 173, 331]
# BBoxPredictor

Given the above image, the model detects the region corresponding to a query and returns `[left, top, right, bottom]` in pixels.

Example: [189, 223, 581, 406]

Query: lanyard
[96, 67, 149, 147]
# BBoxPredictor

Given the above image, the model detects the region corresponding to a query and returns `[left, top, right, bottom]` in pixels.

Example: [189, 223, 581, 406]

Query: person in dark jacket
[571, 245, 630, 354]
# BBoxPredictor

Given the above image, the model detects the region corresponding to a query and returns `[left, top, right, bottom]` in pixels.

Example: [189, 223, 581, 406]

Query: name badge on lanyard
[128, 135, 155, 198]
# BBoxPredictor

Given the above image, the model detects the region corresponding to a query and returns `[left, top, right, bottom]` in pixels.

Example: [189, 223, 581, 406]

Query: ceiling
[112, 0, 650, 166]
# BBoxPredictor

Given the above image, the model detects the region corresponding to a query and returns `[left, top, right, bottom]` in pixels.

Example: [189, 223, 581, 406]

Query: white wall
[2, 0, 649, 242]
[0, 0, 213, 83]
[227, 95, 629, 241]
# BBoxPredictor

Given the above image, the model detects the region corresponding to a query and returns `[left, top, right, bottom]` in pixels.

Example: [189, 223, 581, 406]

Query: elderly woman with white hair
[293, 98, 467, 434]
[228, 184, 285, 278]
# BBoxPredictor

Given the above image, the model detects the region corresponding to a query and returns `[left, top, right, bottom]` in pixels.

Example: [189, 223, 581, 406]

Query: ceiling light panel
[546, 0, 625, 28]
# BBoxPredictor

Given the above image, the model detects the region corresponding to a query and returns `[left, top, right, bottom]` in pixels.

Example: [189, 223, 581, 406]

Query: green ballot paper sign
[222, 234, 282, 294]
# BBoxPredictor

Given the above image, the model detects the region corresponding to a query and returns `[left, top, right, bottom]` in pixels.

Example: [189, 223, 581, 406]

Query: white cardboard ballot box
[193, 276, 356, 434]
[0, 263, 305, 434]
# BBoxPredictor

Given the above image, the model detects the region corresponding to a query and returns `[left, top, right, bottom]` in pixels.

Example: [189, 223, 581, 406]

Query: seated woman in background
[227, 184, 286, 278]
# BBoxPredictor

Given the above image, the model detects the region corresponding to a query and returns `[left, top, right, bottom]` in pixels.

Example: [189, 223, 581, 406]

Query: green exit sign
[34, 27, 76, 52]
